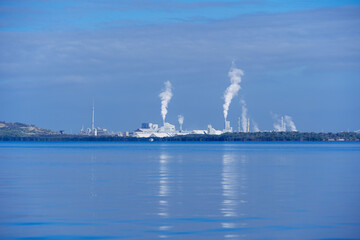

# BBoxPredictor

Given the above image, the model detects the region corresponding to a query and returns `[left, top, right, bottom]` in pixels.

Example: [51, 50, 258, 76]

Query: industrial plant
[79, 102, 112, 136]
[79, 64, 298, 138]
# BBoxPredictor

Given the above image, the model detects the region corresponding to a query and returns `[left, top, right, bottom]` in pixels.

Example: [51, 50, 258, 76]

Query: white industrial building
[133, 122, 178, 138]
[132, 121, 225, 138]
[207, 125, 223, 135]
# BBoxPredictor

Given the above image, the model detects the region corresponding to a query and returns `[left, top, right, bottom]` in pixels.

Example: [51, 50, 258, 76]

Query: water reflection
[90, 154, 97, 198]
[89, 154, 98, 223]
[158, 153, 172, 238]
[221, 153, 248, 239]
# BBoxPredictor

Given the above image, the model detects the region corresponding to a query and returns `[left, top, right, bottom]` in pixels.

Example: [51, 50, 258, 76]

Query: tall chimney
[247, 118, 250, 133]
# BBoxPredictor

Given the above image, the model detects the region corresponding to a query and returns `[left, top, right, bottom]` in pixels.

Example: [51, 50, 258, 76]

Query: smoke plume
[253, 121, 260, 132]
[285, 115, 297, 131]
[178, 115, 184, 125]
[240, 99, 248, 132]
[159, 81, 173, 124]
[272, 113, 297, 132]
[273, 123, 282, 132]
[271, 112, 282, 131]
[223, 63, 244, 120]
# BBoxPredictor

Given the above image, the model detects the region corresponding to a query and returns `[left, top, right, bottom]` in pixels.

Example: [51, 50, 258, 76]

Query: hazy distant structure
[178, 115, 184, 132]
[238, 117, 241, 132]
[281, 116, 285, 132]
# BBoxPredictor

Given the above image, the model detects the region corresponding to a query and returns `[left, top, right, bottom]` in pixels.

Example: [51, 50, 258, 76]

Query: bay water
[0, 142, 359, 239]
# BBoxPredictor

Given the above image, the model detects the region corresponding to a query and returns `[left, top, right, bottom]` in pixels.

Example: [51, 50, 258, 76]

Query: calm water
[0, 142, 359, 239]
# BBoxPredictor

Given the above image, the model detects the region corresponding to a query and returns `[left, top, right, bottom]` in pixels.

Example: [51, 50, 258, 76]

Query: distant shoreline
[1, 132, 359, 142]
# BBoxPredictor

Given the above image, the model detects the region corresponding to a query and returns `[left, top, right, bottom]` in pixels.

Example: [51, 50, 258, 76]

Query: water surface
[0, 142, 359, 239]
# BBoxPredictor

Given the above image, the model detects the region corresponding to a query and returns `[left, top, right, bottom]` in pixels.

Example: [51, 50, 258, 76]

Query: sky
[0, 0, 359, 133]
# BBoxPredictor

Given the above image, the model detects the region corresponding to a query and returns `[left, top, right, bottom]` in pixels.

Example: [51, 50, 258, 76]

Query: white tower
[225, 121, 230, 130]
[281, 116, 284, 132]
[238, 117, 241, 132]
[247, 118, 250, 133]
[224, 120, 233, 133]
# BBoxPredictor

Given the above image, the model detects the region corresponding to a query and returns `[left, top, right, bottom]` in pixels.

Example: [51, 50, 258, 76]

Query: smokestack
[159, 81, 173, 125]
[238, 117, 241, 132]
[241, 99, 248, 132]
[92, 100, 95, 131]
[178, 115, 184, 132]
[225, 120, 232, 132]
[281, 116, 284, 132]
[247, 118, 250, 133]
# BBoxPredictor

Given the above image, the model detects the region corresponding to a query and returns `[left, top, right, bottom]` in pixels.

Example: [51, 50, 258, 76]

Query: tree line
[0, 132, 359, 142]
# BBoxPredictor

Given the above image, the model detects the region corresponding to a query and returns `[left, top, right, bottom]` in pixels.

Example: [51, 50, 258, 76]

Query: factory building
[132, 121, 226, 138]
[223, 120, 233, 133]
[159, 122, 176, 132]
[207, 125, 222, 135]
[133, 122, 178, 138]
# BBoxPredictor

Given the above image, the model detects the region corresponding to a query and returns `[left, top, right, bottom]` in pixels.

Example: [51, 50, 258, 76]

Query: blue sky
[0, 0, 359, 132]
[1, 0, 360, 31]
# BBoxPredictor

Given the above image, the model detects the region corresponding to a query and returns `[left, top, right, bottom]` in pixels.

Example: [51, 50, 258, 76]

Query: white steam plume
[159, 81, 173, 124]
[252, 120, 260, 132]
[272, 113, 297, 132]
[273, 123, 282, 132]
[240, 99, 248, 132]
[271, 113, 282, 132]
[285, 115, 297, 131]
[178, 115, 184, 125]
[223, 63, 244, 120]
[178, 115, 184, 131]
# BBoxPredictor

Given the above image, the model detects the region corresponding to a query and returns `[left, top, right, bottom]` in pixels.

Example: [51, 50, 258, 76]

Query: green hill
[0, 121, 59, 137]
